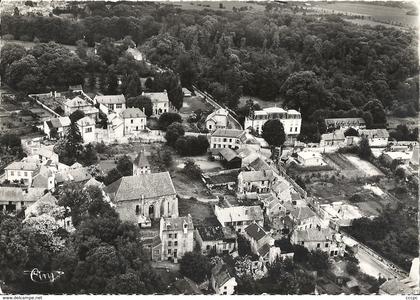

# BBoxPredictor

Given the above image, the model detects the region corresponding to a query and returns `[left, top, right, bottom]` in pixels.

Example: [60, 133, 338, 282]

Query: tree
[0, 43, 26, 76]
[180, 252, 211, 283]
[116, 155, 133, 176]
[308, 250, 330, 273]
[69, 109, 85, 123]
[165, 122, 185, 146]
[75, 39, 88, 59]
[104, 168, 123, 185]
[107, 68, 119, 94]
[182, 159, 202, 179]
[97, 38, 120, 65]
[262, 119, 286, 153]
[80, 143, 98, 166]
[158, 112, 182, 130]
[344, 127, 359, 137]
[57, 122, 84, 165]
[358, 137, 372, 160]
[126, 96, 153, 117]
[237, 235, 252, 256]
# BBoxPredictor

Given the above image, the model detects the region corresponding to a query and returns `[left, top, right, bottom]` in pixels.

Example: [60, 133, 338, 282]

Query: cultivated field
[311, 2, 417, 28]
[0, 39, 77, 52]
[344, 154, 384, 177]
[172, 1, 265, 12]
[179, 95, 213, 116]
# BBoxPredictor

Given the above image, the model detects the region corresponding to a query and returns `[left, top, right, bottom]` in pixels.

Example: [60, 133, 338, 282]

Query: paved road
[356, 246, 402, 280]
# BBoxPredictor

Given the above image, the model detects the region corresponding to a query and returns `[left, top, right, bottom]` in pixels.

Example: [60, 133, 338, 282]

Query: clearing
[172, 1, 265, 12]
[171, 170, 215, 200]
[238, 96, 282, 109]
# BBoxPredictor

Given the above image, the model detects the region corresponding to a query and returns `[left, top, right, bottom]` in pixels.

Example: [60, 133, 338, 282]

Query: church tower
[133, 149, 151, 175]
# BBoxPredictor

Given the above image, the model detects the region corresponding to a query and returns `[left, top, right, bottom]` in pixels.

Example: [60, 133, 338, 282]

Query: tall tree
[262, 119, 286, 153]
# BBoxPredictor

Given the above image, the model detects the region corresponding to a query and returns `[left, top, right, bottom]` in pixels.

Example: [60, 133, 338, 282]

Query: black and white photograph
[0, 0, 418, 296]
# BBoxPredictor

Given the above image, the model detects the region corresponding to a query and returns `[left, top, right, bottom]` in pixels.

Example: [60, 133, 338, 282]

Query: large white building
[244, 107, 301, 141]
[120, 107, 147, 135]
[205, 108, 229, 132]
[210, 129, 247, 150]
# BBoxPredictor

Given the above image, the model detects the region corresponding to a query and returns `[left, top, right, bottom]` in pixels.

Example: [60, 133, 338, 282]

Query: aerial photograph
[0, 0, 418, 296]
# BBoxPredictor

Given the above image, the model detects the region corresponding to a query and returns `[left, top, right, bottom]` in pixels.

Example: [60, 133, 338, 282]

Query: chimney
[163, 89, 167, 94]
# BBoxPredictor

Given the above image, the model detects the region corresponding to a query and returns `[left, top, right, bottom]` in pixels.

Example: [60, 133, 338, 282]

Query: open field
[0, 39, 77, 51]
[344, 18, 406, 30]
[172, 1, 265, 12]
[311, 2, 417, 28]
[178, 196, 219, 227]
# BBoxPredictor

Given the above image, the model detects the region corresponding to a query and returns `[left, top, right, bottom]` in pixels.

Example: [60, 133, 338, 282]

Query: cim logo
[24, 268, 64, 284]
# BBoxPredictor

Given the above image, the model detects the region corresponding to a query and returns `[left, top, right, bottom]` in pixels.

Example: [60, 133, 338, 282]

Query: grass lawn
[178, 196, 219, 226]
[172, 170, 215, 200]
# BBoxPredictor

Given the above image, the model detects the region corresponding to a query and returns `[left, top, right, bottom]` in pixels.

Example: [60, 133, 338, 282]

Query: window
[295, 127, 298, 132]
[301, 241, 304, 245]
[85, 127, 92, 133]
[131, 119, 134, 124]
[10, 171, 14, 176]
[108, 104, 114, 110]
[206, 245, 210, 250]
[224, 286, 227, 290]
[168, 233, 172, 238]
[229, 139, 232, 142]
[174, 234, 177, 238]
[168, 241, 172, 247]
[168, 249, 172, 254]
[24, 172, 27, 177]
[223, 138, 227, 142]
[116, 104, 122, 109]
[174, 241, 178, 246]
[209, 125, 212, 129]
[290, 127, 293, 132]
[17, 171, 21, 176]
[223, 292, 227, 295]
[325, 243, 329, 247]
[317, 243, 321, 248]
[135, 205, 140, 215]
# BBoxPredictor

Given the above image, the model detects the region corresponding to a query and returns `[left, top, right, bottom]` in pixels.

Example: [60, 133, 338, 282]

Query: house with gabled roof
[237, 169, 276, 194]
[0, 187, 45, 214]
[64, 96, 98, 119]
[142, 91, 170, 116]
[4, 161, 39, 186]
[214, 205, 263, 233]
[43, 116, 71, 139]
[120, 107, 147, 135]
[211, 261, 237, 295]
[206, 108, 229, 132]
[210, 129, 246, 150]
[289, 206, 319, 230]
[195, 225, 237, 255]
[291, 227, 345, 257]
[359, 129, 389, 147]
[76, 116, 96, 144]
[95, 94, 126, 115]
[104, 172, 178, 225]
[155, 214, 194, 262]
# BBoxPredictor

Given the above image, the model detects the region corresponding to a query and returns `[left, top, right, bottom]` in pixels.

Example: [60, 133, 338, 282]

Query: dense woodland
[1, 1, 419, 141]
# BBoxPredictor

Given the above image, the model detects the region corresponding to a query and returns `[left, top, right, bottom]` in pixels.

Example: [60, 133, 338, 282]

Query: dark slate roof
[104, 172, 176, 202]
[244, 222, 266, 241]
[258, 243, 270, 257]
[211, 262, 233, 288]
[290, 206, 316, 220]
[133, 151, 150, 167]
[219, 148, 239, 162]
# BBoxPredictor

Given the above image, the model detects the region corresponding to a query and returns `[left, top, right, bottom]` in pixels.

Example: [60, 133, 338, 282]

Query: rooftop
[219, 148, 240, 162]
[5, 161, 39, 171]
[121, 107, 146, 118]
[162, 215, 194, 231]
[0, 187, 46, 203]
[298, 151, 323, 160]
[290, 206, 316, 220]
[95, 94, 126, 104]
[142, 91, 169, 103]
[321, 131, 345, 141]
[196, 225, 236, 241]
[244, 222, 267, 241]
[212, 128, 245, 138]
[325, 118, 366, 126]
[215, 205, 263, 223]
[292, 227, 333, 242]
[104, 172, 176, 202]
[76, 116, 96, 126]
[359, 129, 389, 139]
[239, 170, 274, 182]
[55, 167, 92, 184]
[46, 116, 71, 129]
[212, 262, 234, 288]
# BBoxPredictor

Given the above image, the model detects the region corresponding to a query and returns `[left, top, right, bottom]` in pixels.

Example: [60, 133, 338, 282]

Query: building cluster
[29, 86, 176, 145]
